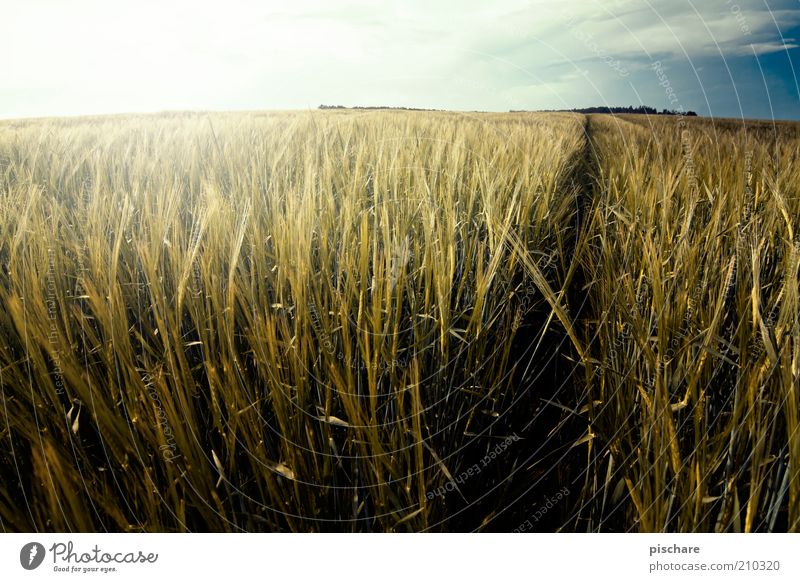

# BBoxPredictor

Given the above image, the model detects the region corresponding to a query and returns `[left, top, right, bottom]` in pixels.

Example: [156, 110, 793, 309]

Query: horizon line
[2, 106, 799, 125]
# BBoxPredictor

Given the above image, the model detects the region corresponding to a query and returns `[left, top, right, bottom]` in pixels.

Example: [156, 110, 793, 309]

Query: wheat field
[0, 110, 797, 532]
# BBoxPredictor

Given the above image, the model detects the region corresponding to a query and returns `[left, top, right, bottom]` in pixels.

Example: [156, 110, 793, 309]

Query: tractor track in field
[468, 115, 601, 532]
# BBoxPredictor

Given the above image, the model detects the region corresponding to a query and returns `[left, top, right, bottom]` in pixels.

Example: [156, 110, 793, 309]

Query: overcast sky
[2, 0, 799, 119]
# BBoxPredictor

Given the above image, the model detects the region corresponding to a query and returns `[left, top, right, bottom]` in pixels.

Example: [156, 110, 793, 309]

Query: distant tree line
[318, 105, 438, 111]
[511, 105, 698, 116]
[318, 104, 699, 116]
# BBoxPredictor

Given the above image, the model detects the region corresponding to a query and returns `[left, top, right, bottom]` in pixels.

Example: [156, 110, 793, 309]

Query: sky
[2, 0, 799, 120]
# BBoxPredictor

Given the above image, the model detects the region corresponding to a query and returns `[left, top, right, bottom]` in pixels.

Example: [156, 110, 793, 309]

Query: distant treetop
[317, 104, 699, 116]
[318, 104, 437, 111]
[511, 105, 698, 116]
